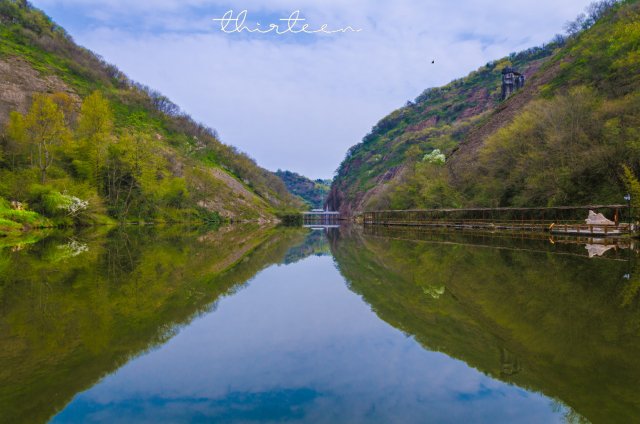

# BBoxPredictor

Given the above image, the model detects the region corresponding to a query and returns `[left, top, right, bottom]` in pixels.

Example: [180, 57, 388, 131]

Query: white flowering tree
[58, 193, 89, 218]
[422, 149, 446, 165]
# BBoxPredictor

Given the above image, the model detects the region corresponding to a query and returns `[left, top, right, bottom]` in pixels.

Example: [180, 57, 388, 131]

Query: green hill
[275, 170, 331, 209]
[0, 0, 303, 230]
[328, 0, 640, 214]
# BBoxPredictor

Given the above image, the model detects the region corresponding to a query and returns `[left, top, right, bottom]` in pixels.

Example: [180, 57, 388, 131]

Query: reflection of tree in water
[331, 227, 640, 424]
[104, 228, 139, 282]
[282, 229, 331, 265]
[620, 247, 640, 308]
[500, 347, 520, 377]
[0, 225, 306, 424]
[551, 400, 592, 424]
[422, 285, 445, 299]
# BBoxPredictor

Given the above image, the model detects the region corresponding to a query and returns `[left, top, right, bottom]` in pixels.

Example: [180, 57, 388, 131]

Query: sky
[30, 0, 595, 179]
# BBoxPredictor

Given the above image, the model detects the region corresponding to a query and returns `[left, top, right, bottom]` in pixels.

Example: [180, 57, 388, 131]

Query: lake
[1, 225, 639, 423]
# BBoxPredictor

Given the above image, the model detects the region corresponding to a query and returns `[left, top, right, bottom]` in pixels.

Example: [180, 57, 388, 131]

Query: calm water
[1, 225, 639, 423]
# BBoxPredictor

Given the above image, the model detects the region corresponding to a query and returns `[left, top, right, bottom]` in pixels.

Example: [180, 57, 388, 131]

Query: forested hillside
[328, 0, 640, 215]
[275, 170, 331, 209]
[0, 0, 302, 233]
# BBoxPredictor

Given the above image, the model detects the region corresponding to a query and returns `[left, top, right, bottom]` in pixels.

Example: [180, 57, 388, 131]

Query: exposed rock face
[448, 59, 558, 184]
[0, 57, 79, 126]
[0, 56, 279, 222]
[195, 167, 277, 222]
[326, 164, 405, 216]
[327, 45, 554, 216]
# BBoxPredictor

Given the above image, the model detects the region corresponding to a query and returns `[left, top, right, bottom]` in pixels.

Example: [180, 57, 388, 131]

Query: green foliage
[472, 87, 639, 206]
[0, 0, 304, 225]
[0, 224, 308, 423]
[2, 111, 26, 170]
[41, 190, 73, 216]
[330, 39, 560, 210]
[275, 170, 331, 209]
[332, 228, 640, 424]
[276, 211, 304, 226]
[621, 165, 640, 211]
[422, 149, 446, 165]
[330, 0, 640, 213]
[0, 195, 50, 234]
[550, 0, 638, 96]
[22, 93, 71, 183]
[77, 90, 114, 182]
[385, 162, 461, 210]
[0, 217, 22, 234]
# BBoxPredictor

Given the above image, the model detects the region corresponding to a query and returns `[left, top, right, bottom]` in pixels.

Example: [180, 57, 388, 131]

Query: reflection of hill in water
[330, 226, 640, 424]
[283, 229, 331, 265]
[0, 225, 308, 424]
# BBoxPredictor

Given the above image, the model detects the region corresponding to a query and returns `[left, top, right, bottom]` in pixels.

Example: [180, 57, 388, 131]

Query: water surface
[1, 225, 638, 423]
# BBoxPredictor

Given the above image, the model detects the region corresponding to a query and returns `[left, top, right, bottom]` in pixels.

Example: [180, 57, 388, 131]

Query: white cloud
[32, 0, 594, 178]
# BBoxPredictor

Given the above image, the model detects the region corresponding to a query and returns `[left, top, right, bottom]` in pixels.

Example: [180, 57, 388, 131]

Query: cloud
[32, 0, 594, 179]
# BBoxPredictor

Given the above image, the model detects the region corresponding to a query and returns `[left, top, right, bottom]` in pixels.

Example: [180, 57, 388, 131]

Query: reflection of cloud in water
[53, 255, 566, 424]
[56, 388, 321, 424]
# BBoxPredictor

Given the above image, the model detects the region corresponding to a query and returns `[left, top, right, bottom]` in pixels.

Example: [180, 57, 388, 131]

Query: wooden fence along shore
[359, 205, 635, 237]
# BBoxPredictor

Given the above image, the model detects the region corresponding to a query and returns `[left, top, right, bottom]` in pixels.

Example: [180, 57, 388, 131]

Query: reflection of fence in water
[361, 205, 633, 236]
[362, 224, 635, 261]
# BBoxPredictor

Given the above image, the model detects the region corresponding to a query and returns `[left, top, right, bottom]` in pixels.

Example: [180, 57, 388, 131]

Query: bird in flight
[432, 60, 435, 64]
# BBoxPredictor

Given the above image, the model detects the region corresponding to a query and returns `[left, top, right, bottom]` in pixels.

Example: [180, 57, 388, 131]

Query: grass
[0, 217, 22, 236]
[0, 198, 51, 236]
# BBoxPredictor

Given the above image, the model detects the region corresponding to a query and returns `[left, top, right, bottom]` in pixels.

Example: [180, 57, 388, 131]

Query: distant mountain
[328, 0, 640, 215]
[0, 0, 303, 227]
[275, 170, 331, 210]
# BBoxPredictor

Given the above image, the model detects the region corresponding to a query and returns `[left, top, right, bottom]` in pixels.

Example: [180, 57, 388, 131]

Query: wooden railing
[360, 205, 633, 236]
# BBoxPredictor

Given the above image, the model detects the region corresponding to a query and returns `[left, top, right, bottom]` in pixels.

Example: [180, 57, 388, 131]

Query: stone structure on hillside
[501, 67, 525, 100]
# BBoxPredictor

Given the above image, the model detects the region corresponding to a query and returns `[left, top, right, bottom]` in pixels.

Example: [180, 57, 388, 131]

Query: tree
[387, 155, 459, 210]
[24, 94, 71, 184]
[77, 91, 113, 183]
[473, 86, 625, 207]
[622, 165, 640, 212]
[3, 111, 27, 170]
[103, 131, 157, 218]
[50, 92, 77, 128]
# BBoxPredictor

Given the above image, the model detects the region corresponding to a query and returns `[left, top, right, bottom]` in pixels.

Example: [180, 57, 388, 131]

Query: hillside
[275, 170, 331, 209]
[328, 0, 640, 215]
[0, 0, 303, 229]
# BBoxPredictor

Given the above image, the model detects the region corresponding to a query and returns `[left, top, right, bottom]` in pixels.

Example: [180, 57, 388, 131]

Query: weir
[303, 210, 342, 227]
